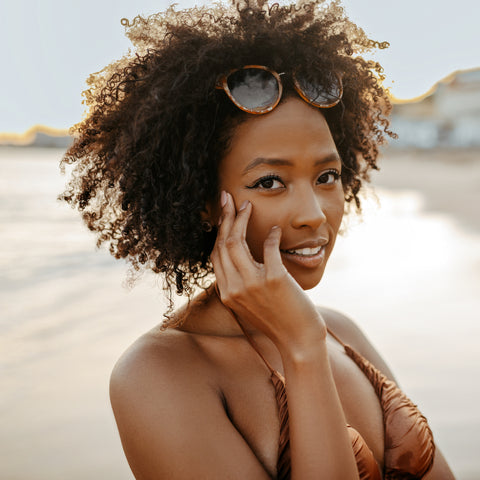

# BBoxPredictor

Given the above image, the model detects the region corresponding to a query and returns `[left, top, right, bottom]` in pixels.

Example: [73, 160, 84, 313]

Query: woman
[60, 0, 455, 478]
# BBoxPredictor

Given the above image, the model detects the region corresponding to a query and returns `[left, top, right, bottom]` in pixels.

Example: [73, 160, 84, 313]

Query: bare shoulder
[318, 306, 398, 383]
[109, 326, 221, 432]
[110, 326, 199, 394]
[109, 328, 210, 477]
[109, 326, 271, 480]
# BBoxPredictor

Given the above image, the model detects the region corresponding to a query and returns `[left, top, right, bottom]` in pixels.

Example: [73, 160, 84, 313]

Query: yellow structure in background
[391, 66, 480, 105]
[0, 125, 69, 146]
[391, 67, 480, 148]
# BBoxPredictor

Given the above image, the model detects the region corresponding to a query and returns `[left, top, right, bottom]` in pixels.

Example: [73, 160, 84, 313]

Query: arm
[211, 193, 360, 480]
[277, 337, 360, 480]
[110, 335, 272, 480]
[322, 308, 456, 479]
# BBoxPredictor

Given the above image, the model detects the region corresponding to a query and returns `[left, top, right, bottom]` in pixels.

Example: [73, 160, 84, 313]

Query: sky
[1, 0, 479, 133]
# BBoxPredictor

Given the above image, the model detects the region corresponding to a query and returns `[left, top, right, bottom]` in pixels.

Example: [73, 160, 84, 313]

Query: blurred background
[1, 0, 479, 478]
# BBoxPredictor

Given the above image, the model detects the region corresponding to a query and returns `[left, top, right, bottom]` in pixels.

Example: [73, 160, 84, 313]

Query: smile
[283, 246, 322, 256]
[280, 245, 326, 268]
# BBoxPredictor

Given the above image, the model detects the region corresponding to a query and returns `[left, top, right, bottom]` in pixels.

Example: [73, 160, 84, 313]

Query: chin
[288, 267, 325, 291]
[280, 245, 333, 291]
[296, 277, 322, 291]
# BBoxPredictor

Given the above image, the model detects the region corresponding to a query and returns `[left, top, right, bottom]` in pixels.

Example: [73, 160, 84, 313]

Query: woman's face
[215, 97, 345, 290]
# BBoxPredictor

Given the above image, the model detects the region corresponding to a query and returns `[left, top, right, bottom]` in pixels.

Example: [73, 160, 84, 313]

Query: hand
[210, 191, 327, 354]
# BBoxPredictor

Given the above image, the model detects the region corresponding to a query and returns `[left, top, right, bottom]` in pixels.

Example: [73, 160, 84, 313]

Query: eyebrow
[242, 152, 342, 174]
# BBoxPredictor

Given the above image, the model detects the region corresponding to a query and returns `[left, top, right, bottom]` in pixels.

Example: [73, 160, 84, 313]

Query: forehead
[220, 97, 338, 173]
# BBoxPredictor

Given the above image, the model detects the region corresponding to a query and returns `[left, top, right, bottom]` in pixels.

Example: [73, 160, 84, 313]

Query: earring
[201, 221, 213, 232]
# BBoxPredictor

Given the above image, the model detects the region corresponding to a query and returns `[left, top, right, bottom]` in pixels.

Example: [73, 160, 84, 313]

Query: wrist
[275, 320, 328, 365]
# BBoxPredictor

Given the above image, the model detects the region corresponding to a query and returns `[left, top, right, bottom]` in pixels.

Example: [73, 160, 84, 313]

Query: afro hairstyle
[59, 0, 395, 309]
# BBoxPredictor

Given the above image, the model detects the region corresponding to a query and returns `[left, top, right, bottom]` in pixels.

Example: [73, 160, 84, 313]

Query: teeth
[285, 246, 322, 256]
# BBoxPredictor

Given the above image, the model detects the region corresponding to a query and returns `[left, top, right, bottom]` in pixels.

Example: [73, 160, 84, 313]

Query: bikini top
[234, 319, 436, 480]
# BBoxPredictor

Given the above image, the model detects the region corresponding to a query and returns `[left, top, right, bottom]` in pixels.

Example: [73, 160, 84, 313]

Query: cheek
[245, 204, 281, 262]
[331, 199, 345, 231]
[326, 188, 345, 230]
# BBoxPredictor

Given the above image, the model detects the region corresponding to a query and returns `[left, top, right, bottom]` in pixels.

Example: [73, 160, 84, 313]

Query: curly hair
[59, 0, 395, 309]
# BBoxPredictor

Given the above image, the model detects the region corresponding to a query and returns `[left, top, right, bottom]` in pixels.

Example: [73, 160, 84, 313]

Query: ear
[200, 198, 221, 227]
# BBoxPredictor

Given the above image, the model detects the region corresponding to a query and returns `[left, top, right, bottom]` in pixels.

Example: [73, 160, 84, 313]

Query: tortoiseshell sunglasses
[215, 65, 343, 114]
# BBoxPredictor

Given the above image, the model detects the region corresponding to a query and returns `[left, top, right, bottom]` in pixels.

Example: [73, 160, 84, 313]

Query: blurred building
[0, 125, 72, 148]
[390, 67, 480, 148]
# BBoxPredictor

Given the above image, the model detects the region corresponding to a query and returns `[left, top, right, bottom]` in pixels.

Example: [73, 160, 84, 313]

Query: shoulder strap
[233, 314, 278, 375]
[231, 311, 350, 374]
[326, 327, 349, 348]
[228, 312, 291, 479]
[226, 304, 389, 480]
[226, 307, 376, 480]
[213, 282, 280, 376]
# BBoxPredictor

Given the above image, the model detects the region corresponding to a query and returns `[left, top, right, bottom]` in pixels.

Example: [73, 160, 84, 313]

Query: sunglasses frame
[215, 65, 343, 115]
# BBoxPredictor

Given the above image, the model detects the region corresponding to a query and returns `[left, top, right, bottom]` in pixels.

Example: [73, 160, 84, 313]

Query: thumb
[263, 226, 286, 278]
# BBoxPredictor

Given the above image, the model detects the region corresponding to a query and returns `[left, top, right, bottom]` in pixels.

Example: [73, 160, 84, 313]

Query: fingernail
[239, 200, 249, 211]
[220, 191, 227, 208]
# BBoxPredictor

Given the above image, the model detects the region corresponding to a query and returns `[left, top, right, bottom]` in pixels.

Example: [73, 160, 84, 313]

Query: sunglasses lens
[227, 68, 280, 112]
[295, 72, 342, 107]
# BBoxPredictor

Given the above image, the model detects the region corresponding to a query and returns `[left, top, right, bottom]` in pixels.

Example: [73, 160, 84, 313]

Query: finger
[216, 191, 236, 241]
[215, 191, 242, 279]
[210, 244, 228, 295]
[212, 242, 246, 307]
[224, 201, 258, 274]
[228, 199, 251, 241]
[211, 191, 234, 292]
[263, 226, 287, 279]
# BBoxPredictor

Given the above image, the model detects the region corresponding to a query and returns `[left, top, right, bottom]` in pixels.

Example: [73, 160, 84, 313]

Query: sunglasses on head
[215, 65, 343, 114]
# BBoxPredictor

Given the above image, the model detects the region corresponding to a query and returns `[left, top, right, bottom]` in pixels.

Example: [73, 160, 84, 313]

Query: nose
[290, 185, 327, 230]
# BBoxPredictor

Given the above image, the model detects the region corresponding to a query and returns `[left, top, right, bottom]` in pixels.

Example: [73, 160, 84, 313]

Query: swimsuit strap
[232, 313, 278, 375]
[213, 285, 363, 480]
[326, 327, 349, 349]
[213, 282, 347, 372]
[235, 316, 349, 369]
[217, 296, 290, 478]
[213, 282, 280, 376]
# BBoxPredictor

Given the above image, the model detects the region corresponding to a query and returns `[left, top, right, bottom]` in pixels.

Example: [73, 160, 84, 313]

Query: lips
[280, 239, 328, 268]
[283, 246, 323, 256]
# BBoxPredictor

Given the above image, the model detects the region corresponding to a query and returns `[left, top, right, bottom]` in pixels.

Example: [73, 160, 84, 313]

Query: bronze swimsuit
[234, 318, 436, 480]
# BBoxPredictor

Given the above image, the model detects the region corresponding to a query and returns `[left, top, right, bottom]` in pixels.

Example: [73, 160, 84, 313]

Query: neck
[174, 282, 259, 338]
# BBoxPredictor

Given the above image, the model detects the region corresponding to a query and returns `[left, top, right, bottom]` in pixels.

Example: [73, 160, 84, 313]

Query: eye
[247, 174, 285, 190]
[317, 169, 341, 185]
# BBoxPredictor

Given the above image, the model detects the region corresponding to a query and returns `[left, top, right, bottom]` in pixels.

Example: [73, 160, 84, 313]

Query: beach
[1, 146, 479, 479]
